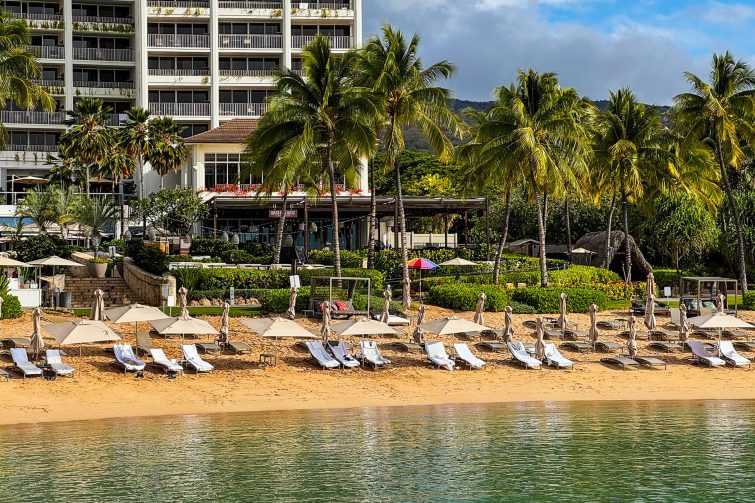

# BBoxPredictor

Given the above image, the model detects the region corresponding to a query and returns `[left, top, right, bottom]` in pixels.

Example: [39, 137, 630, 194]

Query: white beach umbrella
[419, 316, 489, 336]
[331, 318, 398, 337]
[438, 257, 477, 267]
[105, 303, 170, 348]
[151, 316, 218, 337]
[45, 319, 121, 355]
[27, 256, 83, 267]
[0, 256, 28, 268]
[644, 293, 656, 331]
[473, 293, 486, 326]
[686, 311, 755, 356]
[557, 292, 568, 333]
[90, 289, 106, 321]
[287, 287, 298, 320]
[241, 317, 317, 339]
[502, 305, 513, 343]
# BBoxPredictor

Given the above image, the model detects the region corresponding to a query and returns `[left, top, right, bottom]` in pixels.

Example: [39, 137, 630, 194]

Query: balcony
[32, 79, 65, 89]
[0, 111, 66, 125]
[150, 102, 210, 116]
[72, 16, 134, 27]
[25, 45, 64, 59]
[291, 35, 352, 49]
[292, 2, 352, 8]
[73, 47, 135, 62]
[148, 34, 210, 48]
[10, 12, 62, 21]
[219, 69, 275, 77]
[4, 144, 56, 152]
[219, 34, 282, 49]
[218, 1, 282, 8]
[148, 68, 210, 77]
[147, 1, 209, 7]
[219, 102, 267, 117]
[74, 81, 135, 89]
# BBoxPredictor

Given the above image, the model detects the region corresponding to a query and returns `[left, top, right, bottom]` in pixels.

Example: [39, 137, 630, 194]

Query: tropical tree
[147, 116, 187, 189]
[246, 35, 377, 276]
[46, 149, 87, 190]
[100, 139, 132, 196]
[73, 196, 119, 252]
[60, 98, 113, 197]
[673, 52, 755, 291]
[130, 188, 208, 237]
[47, 185, 77, 239]
[15, 188, 54, 233]
[120, 107, 152, 201]
[358, 25, 462, 304]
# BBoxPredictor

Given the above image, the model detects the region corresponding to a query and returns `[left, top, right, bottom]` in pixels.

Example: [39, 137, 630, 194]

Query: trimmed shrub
[299, 267, 384, 290]
[190, 238, 234, 257]
[221, 248, 272, 264]
[127, 241, 169, 275]
[511, 288, 607, 313]
[509, 300, 536, 314]
[257, 288, 312, 312]
[550, 265, 621, 285]
[744, 291, 755, 311]
[1, 294, 23, 319]
[585, 282, 635, 301]
[15, 234, 72, 263]
[652, 268, 694, 290]
[427, 284, 511, 312]
[191, 267, 384, 292]
[307, 249, 365, 268]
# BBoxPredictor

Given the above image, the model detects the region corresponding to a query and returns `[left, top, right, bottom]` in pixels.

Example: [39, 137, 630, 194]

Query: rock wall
[123, 258, 176, 307]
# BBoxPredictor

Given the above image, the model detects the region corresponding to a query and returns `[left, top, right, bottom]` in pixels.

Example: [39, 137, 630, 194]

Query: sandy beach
[2, 306, 755, 426]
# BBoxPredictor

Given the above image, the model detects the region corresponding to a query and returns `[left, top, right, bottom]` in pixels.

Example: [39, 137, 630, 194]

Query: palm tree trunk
[272, 193, 288, 265]
[605, 192, 616, 269]
[367, 157, 376, 270]
[326, 144, 342, 277]
[621, 177, 632, 283]
[137, 149, 144, 200]
[160, 175, 164, 190]
[86, 165, 90, 198]
[396, 157, 410, 308]
[535, 188, 549, 287]
[492, 189, 511, 285]
[565, 195, 572, 253]
[716, 144, 748, 292]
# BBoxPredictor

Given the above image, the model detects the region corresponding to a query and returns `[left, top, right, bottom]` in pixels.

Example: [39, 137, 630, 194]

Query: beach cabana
[45, 320, 121, 355]
[573, 231, 652, 278]
[242, 317, 317, 339]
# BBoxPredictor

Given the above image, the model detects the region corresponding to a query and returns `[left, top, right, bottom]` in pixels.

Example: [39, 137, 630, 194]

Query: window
[205, 153, 261, 188]
[219, 89, 270, 104]
[179, 123, 209, 138]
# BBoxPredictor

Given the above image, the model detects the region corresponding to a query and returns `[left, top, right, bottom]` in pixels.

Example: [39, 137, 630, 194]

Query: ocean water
[0, 401, 753, 502]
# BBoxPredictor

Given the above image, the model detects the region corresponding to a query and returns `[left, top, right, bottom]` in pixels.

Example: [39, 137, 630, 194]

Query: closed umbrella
[474, 293, 486, 325]
[646, 272, 656, 297]
[331, 318, 398, 337]
[413, 304, 425, 345]
[644, 293, 656, 330]
[30, 307, 44, 360]
[716, 293, 726, 313]
[588, 303, 599, 349]
[535, 317, 546, 360]
[45, 320, 121, 355]
[90, 289, 105, 321]
[287, 287, 298, 320]
[679, 304, 689, 347]
[321, 302, 331, 343]
[380, 288, 391, 324]
[628, 315, 638, 358]
[419, 316, 489, 336]
[502, 305, 513, 343]
[178, 287, 189, 318]
[218, 301, 230, 345]
[242, 317, 317, 339]
[557, 292, 568, 334]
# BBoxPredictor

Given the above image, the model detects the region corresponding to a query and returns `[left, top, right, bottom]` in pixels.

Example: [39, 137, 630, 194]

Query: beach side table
[259, 353, 277, 368]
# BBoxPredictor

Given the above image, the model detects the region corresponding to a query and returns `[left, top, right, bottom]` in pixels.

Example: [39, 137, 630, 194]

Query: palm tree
[120, 107, 152, 200]
[60, 98, 113, 198]
[674, 52, 755, 291]
[0, 10, 54, 143]
[247, 35, 377, 276]
[15, 187, 53, 233]
[101, 138, 132, 197]
[358, 25, 462, 304]
[74, 196, 119, 252]
[147, 116, 187, 189]
[46, 149, 87, 190]
[47, 185, 77, 239]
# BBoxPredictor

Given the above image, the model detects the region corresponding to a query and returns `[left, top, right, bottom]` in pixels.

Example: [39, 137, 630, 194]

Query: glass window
[148, 90, 159, 103]
[231, 58, 246, 70]
[147, 23, 159, 34]
[193, 24, 207, 35]
[99, 5, 114, 17]
[193, 91, 208, 102]
[219, 58, 230, 70]
[148, 57, 159, 69]
[159, 90, 176, 102]
[219, 90, 232, 103]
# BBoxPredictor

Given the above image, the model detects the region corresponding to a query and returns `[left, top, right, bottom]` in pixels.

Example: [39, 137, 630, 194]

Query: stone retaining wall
[69, 251, 91, 278]
[123, 258, 176, 307]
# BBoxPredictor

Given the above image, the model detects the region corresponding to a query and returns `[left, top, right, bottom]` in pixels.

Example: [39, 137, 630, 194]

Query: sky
[363, 0, 755, 105]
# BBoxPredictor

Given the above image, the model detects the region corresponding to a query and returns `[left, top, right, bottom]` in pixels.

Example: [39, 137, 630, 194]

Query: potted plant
[87, 257, 109, 278]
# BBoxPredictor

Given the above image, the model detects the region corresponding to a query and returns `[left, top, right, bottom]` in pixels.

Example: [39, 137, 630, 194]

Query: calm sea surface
[1, 401, 753, 502]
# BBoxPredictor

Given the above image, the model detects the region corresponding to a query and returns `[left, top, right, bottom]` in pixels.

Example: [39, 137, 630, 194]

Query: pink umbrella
[407, 258, 438, 303]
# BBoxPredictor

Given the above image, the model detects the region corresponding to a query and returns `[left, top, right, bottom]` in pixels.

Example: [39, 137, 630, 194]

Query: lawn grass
[604, 300, 631, 310]
[71, 306, 264, 318]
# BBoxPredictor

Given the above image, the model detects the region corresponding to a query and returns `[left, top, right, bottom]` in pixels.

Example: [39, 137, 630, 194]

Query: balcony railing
[73, 47, 135, 62]
[32, 79, 65, 88]
[218, 1, 282, 8]
[11, 12, 63, 21]
[219, 102, 267, 116]
[0, 111, 66, 125]
[72, 15, 134, 25]
[74, 81, 135, 89]
[149, 102, 210, 116]
[148, 68, 209, 77]
[25, 45, 65, 59]
[291, 35, 352, 49]
[219, 69, 275, 77]
[147, 1, 209, 7]
[292, 2, 352, 9]
[4, 144, 57, 152]
[218, 34, 282, 49]
[147, 34, 210, 48]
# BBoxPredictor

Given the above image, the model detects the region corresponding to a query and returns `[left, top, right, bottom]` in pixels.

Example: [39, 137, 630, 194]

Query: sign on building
[268, 209, 298, 219]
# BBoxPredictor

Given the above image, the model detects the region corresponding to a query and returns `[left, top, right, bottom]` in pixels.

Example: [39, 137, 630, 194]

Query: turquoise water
[0, 401, 753, 502]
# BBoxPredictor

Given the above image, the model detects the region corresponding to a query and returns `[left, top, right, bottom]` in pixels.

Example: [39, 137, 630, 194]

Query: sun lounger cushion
[425, 342, 455, 371]
[11, 348, 42, 377]
[181, 344, 214, 372]
[150, 348, 184, 373]
[360, 341, 391, 368]
[507, 342, 541, 369]
[45, 350, 74, 377]
[453, 343, 486, 369]
[305, 341, 340, 369]
[688, 341, 726, 367]
[329, 341, 360, 368]
[544, 343, 573, 369]
[718, 341, 751, 367]
[114, 344, 146, 372]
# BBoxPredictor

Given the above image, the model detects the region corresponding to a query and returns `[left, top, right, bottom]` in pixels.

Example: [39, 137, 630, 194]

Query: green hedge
[652, 268, 694, 289]
[191, 267, 384, 291]
[744, 291, 755, 310]
[127, 241, 169, 275]
[550, 266, 621, 285]
[307, 249, 365, 268]
[511, 288, 607, 313]
[1, 294, 23, 319]
[427, 284, 511, 312]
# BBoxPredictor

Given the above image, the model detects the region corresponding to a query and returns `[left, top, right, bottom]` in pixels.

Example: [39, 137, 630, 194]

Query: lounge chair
[2, 337, 30, 349]
[328, 341, 360, 369]
[619, 330, 648, 340]
[560, 341, 592, 352]
[733, 341, 755, 352]
[600, 356, 639, 370]
[632, 356, 667, 369]
[648, 342, 683, 353]
[649, 330, 676, 342]
[114, 344, 146, 373]
[370, 310, 410, 326]
[195, 342, 222, 355]
[135, 331, 157, 355]
[390, 341, 424, 353]
[692, 328, 717, 339]
[507, 342, 541, 370]
[477, 341, 507, 352]
[220, 340, 252, 354]
[543, 343, 574, 369]
[563, 329, 589, 340]
[453, 343, 486, 369]
[542, 329, 562, 340]
[181, 344, 214, 373]
[425, 342, 455, 371]
[718, 341, 751, 368]
[595, 341, 623, 352]
[149, 348, 184, 374]
[723, 329, 751, 340]
[10, 348, 42, 378]
[0, 368, 8, 380]
[458, 332, 479, 340]
[359, 341, 391, 370]
[44, 350, 74, 377]
[688, 341, 725, 368]
[304, 341, 340, 370]
[597, 319, 625, 330]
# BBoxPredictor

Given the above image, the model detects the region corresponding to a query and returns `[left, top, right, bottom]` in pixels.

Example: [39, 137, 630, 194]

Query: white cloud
[699, 2, 755, 24]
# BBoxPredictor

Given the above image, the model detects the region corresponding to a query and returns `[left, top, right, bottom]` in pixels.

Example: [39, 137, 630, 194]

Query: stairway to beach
[65, 277, 144, 308]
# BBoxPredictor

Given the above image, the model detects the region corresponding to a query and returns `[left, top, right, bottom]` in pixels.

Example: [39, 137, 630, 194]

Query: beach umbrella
[644, 293, 656, 331]
[646, 272, 656, 298]
[557, 292, 568, 333]
[45, 320, 121, 355]
[535, 317, 546, 360]
[151, 316, 219, 337]
[474, 293, 486, 325]
[438, 257, 477, 267]
[242, 317, 317, 339]
[331, 318, 398, 337]
[502, 305, 513, 343]
[178, 286, 189, 318]
[105, 303, 170, 350]
[218, 301, 230, 345]
[27, 255, 84, 283]
[412, 304, 425, 345]
[679, 304, 689, 346]
[628, 315, 638, 358]
[380, 288, 391, 324]
[286, 287, 298, 320]
[90, 289, 105, 321]
[407, 257, 438, 302]
[588, 303, 599, 349]
[29, 307, 44, 360]
[0, 256, 28, 267]
[419, 316, 489, 336]
[686, 310, 755, 356]
[320, 302, 331, 344]
[403, 277, 412, 310]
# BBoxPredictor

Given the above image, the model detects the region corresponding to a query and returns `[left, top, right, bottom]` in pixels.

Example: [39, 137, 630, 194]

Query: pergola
[679, 276, 739, 316]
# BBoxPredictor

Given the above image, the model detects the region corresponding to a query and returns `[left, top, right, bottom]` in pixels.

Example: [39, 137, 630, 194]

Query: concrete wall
[123, 258, 176, 307]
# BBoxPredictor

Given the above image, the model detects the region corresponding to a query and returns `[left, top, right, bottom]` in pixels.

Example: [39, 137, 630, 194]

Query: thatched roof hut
[573, 231, 652, 278]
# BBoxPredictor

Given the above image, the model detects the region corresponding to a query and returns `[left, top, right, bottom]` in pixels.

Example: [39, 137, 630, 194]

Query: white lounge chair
[181, 344, 214, 373]
[114, 344, 146, 372]
[425, 342, 455, 371]
[718, 341, 751, 368]
[544, 343, 574, 369]
[453, 343, 486, 369]
[45, 349, 74, 377]
[149, 348, 184, 374]
[507, 342, 542, 369]
[688, 341, 725, 368]
[360, 341, 391, 370]
[305, 341, 340, 369]
[10, 348, 42, 378]
[328, 341, 360, 368]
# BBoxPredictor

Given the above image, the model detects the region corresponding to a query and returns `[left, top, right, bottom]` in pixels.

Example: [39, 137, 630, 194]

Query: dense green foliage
[307, 249, 364, 269]
[744, 291, 755, 310]
[130, 189, 208, 236]
[127, 241, 169, 276]
[14, 234, 72, 262]
[652, 268, 696, 290]
[427, 284, 511, 312]
[511, 288, 608, 313]
[1, 294, 23, 319]
[187, 267, 384, 292]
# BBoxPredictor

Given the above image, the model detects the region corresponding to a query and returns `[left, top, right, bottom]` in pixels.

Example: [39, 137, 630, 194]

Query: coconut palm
[120, 107, 152, 200]
[673, 52, 755, 291]
[147, 116, 187, 189]
[247, 35, 377, 276]
[46, 149, 87, 190]
[100, 139, 132, 197]
[358, 25, 463, 303]
[15, 187, 54, 233]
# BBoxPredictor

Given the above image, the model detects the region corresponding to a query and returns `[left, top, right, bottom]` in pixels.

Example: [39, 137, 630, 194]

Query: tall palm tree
[247, 35, 377, 276]
[358, 25, 462, 305]
[120, 107, 152, 201]
[101, 138, 132, 197]
[15, 187, 53, 233]
[46, 149, 87, 190]
[674, 52, 755, 291]
[147, 116, 187, 189]
[0, 10, 54, 143]
[47, 185, 77, 239]
[60, 98, 113, 198]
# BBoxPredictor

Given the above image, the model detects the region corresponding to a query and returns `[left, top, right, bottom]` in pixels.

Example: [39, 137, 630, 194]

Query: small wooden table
[259, 353, 277, 367]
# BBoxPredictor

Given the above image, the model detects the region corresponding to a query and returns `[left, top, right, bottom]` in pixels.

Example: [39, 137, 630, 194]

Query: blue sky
[363, 1, 755, 104]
